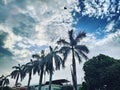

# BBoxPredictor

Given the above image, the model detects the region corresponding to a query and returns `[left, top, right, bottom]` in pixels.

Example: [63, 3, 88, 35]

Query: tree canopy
[83, 54, 120, 90]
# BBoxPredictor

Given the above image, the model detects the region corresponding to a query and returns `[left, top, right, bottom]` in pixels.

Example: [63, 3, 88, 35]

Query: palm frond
[12, 66, 20, 69]
[0, 75, 4, 79]
[56, 55, 64, 68]
[4, 78, 9, 85]
[79, 51, 88, 60]
[68, 30, 75, 45]
[32, 60, 40, 75]
[57, 38, 70, 45]
[45, 54, 54, 73]
[20, 72, 25, 81]
[75, 31, 86, 43]
[54, 46, 58, 51]
[59, 46, 71, 53]
[32, 54, 40, 59]
[49, 46, 53, 52]
[62, 49, 71, 66]
[74, 50, 82, 63]
[75, 45, 89, 54]
[54, 55, 61, 70]
[10, 70, 18, 79]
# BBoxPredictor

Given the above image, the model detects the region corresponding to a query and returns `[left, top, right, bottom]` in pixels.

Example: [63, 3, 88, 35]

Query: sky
[0, 0, 120, 86]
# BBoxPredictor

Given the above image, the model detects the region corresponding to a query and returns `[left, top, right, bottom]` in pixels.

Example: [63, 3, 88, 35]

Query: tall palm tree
[23, 59, 34, 90]
[45, 46, 63, 90]
[32, 50, 46, 90]
[57, 30, 89, 90]
[11, 64, 25, 87]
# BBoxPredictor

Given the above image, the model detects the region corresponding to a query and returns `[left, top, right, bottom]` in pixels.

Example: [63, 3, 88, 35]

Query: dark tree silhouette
[83, 54, 120, 90]
[11, 64, 25, 87]
[57, 30, 89, 90]
[0, 74, 10, 90]
[32, 50, 46, 90]
[23, 59, 34, 90]
[45, 46, 63, 90]
[2, 75, 10, 87]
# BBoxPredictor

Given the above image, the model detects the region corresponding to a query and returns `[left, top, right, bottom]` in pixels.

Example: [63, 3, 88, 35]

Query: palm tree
[0, 75, 10, 90]
[23, 59, 34, 90]
[2, 75, 10, 87]
[32, 50, 46, 90]
[11, 64, 25, 87]
[45, 46, 63, 90]
[57, 30, 89, 90]
[0, 75, 4, 86]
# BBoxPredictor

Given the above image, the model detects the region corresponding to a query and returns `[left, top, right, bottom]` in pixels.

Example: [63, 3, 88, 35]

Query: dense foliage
[83, 54, 120, 90]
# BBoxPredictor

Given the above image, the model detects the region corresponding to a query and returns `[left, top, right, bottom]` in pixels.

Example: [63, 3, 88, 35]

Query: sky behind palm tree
[0, 0, 120, 86]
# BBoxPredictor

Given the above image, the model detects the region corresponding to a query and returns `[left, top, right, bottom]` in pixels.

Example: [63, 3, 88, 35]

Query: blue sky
[0, 0, 120, 86]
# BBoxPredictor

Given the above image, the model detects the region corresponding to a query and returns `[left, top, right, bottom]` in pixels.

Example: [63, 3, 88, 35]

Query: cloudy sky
[0, 0, 120, 86]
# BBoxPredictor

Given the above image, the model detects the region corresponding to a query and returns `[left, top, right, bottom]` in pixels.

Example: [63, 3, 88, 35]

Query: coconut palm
[2, 75, 10, 87]
[57, 30, 89, 90]
[45, 46, 63, 90]
[32, 50, 46, 90]
[0, 75, 10, 90]
[11, 64, 25, 87]
[23, 59, 34, 90]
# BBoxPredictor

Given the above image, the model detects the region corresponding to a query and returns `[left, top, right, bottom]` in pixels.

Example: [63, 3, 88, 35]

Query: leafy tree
[104, 62, 120, 90]
[45, 46, 63, 90]
[83, 54, 120, 90]
[57, 30, 89, 90]
[10, 64, 25, 87]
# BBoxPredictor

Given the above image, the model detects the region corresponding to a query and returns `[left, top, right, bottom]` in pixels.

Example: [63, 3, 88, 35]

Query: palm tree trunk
[15, 74, 19, 87]
[72, 48, 77, 90]
[27, 73, 31, 90]
[38, 69, 44, 90]
[49, 72, 52, 90]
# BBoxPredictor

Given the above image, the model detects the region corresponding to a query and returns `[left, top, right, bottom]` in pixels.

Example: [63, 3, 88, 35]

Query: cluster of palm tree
[0, 30, 89, 90]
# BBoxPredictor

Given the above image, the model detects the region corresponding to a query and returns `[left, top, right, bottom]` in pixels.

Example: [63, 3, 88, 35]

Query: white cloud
[0, 0, 79, 62]
[82, 30, 120, 59]
[105, 21, 115, 32]
[82, 0, 111, 18]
